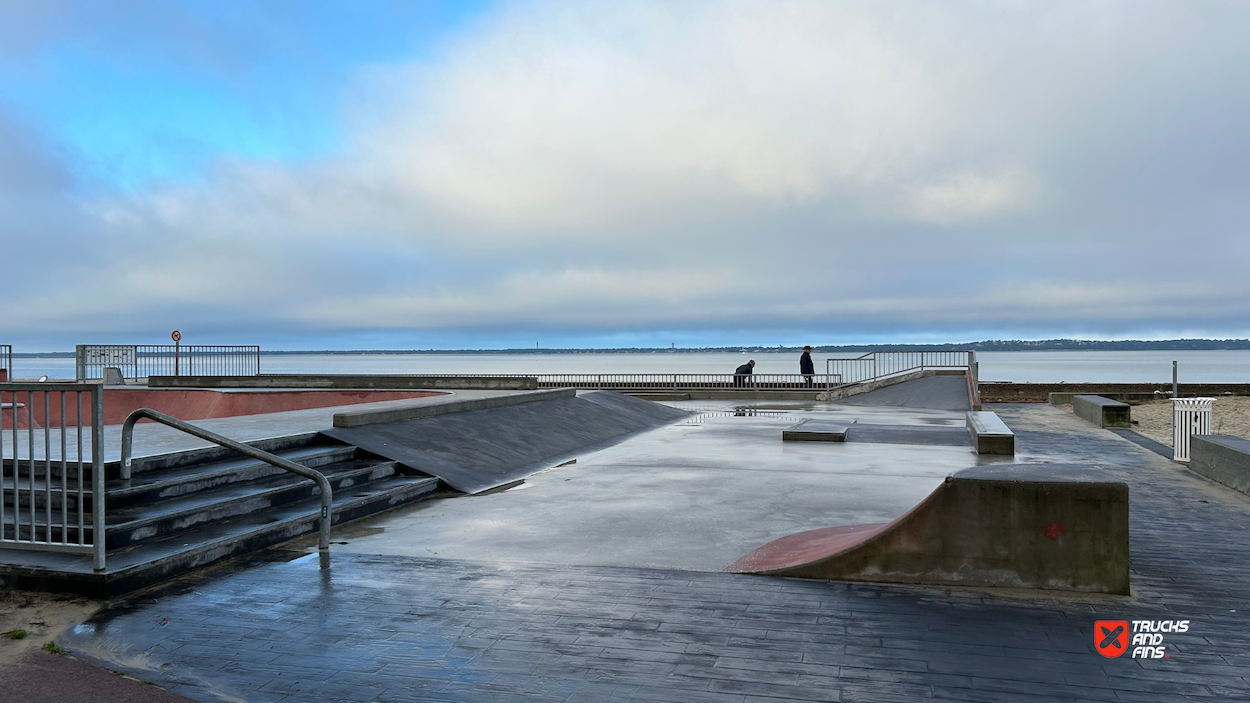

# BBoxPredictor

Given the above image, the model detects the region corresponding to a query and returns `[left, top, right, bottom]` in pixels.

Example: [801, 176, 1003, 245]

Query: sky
[1, 0, 1248, 351]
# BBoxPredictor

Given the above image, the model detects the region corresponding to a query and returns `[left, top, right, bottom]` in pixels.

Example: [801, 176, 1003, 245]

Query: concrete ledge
[966, 411, 1014, 455]
[627, 393, 692, 401]
[150, 375, 539, 391]
[1073, 395, 1131, 428]
[782, 419, 849, 442]
[1190, 435, 1250, 495]
[980, 382, 1250, 403]
[1048, 393, 1075, 406]
[332, 388, 575, 428]
[681, 390, 824, 400]
[730, 463, 1129, 594]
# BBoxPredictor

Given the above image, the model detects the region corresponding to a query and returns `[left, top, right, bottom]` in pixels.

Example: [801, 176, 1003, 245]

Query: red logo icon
[1095, 620, 1129, 658]
[1044, 521, 1066, 541]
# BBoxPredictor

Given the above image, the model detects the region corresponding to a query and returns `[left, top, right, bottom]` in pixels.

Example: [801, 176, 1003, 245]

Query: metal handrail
[824, 350, 974, 387]
[119, 408, 332, 550]
[524, 373, 840, 392]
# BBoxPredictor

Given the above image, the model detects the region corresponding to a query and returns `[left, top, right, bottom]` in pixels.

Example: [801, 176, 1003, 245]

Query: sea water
[7, 350, 1249, 383]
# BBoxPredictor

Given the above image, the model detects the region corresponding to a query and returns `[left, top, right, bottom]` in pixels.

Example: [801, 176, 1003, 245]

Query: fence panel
[76, 345, 260, 380]
[1, 383, 105, 570]
[824, 351, 972, 386]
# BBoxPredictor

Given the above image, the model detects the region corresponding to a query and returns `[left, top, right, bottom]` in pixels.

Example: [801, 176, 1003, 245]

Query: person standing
[800, 345, 815, 388]
[734, 359, 755, 388]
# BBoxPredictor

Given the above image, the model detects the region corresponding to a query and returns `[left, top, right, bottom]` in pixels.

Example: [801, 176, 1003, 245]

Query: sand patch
[0, 591, 101, 658]
[1126, 396, 1250, 448]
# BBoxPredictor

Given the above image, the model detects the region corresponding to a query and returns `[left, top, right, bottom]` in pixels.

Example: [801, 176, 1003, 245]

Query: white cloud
[908, 170, 1040, 225]
[5, 1, 1250, 346]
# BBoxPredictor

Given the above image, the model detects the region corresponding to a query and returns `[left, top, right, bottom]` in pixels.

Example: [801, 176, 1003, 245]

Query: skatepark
[3, 364, 1250, 701]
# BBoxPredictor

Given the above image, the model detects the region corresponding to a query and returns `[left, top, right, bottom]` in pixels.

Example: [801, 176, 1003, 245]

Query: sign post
[172, 330, 182, 376]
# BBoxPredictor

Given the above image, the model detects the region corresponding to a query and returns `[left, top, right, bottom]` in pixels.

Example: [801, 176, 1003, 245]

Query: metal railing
[526, 373, 842, 392]
[1, 383, 105, 570]
[0, 345, 10, 380]
[119, 408, 332, 550]
[825, 350, 976, 386]
[76, 345, 261, 381]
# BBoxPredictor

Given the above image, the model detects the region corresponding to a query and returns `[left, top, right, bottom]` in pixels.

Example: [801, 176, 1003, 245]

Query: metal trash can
[1172, 397, 1214, 462]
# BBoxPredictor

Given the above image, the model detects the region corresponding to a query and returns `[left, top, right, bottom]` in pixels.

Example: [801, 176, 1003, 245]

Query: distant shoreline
[12, 339, 1250, 357]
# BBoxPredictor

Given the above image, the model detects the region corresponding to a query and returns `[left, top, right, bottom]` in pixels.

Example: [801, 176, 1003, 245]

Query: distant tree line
[14, 338, 1250, 357]
[252, 339, 1250, 353]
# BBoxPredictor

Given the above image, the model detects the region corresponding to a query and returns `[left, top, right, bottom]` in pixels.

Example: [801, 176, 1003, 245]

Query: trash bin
[1172, 397, 1214, 462]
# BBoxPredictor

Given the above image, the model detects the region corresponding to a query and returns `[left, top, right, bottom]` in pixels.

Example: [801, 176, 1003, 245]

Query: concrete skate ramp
[729, 464, 1129, 594]
[322, 391, 688, 494]
[838, 375, 971, 411]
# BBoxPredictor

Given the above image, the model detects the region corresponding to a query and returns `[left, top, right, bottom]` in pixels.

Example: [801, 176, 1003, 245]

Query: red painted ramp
[729, 464, 1131, 594]
[729, 523, 890, 573]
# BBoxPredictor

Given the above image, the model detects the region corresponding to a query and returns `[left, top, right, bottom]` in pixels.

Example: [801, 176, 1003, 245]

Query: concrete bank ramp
[838, 374, 971, 411]
[729, 464, 1129, 594]
[322, 391, 687, 494]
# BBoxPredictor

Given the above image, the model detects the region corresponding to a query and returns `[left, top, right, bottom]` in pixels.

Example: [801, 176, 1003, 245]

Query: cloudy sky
[1, 1, 1247, 350]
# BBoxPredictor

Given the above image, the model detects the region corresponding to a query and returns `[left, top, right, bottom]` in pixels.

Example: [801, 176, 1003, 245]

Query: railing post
[91, 385, 106, 571]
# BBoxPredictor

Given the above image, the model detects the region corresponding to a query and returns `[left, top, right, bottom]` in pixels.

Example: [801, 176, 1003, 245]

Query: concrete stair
[0, 435, 444, 596]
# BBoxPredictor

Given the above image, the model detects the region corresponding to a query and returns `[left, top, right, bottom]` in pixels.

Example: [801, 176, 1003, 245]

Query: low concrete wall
[1073, 395, 1131, 428]
[149, 374, 539, 391]
[730, 464, 1130, 594]
[1190, 435, 1250, 495]
[982, 382, 1250, 403]
[332, 388, 575, 428]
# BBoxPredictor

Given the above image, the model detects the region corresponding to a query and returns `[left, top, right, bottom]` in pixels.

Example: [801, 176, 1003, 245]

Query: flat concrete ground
[318, 401, 997, 571]
[59, 401, 1250, 702]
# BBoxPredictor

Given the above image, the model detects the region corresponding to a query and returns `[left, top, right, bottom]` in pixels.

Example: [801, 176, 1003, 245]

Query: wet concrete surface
[57, 399, 1250, 702]
[310, 400, 1009, 572]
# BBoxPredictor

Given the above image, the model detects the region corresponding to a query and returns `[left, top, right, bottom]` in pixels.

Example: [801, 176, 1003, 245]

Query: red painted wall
[1, 388, 446, 429]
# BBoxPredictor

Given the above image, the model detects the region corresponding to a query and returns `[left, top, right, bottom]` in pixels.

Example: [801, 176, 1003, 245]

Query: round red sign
[171, 330, 182, 343]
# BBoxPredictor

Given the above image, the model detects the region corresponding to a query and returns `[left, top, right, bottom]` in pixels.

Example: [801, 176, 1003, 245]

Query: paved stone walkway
[60, 404, 1250, 702]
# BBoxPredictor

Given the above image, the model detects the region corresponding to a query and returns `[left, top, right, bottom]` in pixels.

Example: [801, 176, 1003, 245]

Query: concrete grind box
[1073, 395, 1132, 429]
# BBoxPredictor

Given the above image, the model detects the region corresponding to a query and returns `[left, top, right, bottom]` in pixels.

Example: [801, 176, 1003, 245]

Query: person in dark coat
[800, 345, 815, 388]
[733, 359, 755, 388]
